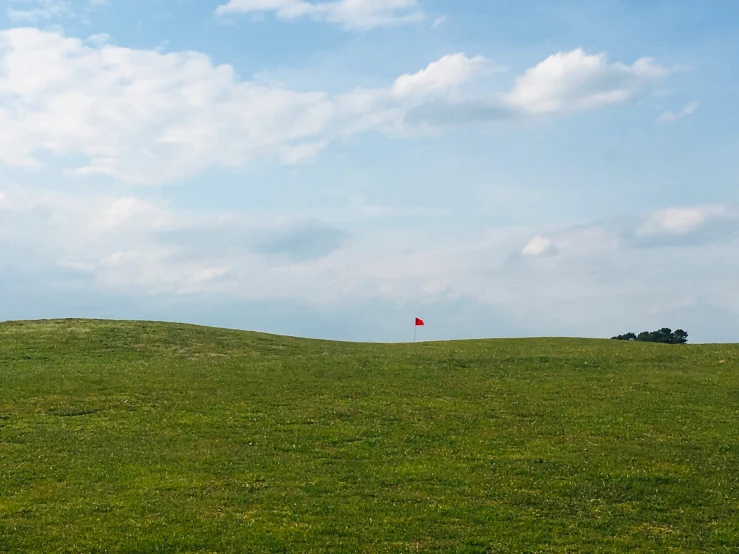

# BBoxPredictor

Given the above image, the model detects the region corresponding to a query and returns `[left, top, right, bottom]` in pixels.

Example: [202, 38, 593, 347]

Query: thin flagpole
[414, 324, 417, 343]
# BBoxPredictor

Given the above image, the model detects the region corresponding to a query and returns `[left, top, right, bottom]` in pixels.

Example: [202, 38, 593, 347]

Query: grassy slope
[0, 320, 738, 553]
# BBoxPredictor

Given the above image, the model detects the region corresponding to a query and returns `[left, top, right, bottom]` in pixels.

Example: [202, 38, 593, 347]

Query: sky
[0, 0, 738, 343]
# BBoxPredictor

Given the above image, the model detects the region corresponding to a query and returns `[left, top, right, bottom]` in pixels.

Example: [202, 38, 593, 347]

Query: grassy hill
[1, 319, 738, 553]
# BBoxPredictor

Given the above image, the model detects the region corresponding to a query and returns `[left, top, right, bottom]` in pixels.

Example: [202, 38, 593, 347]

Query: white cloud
[637, 205, 728, 237]
[0, 29, 484, 183]
[216, 0, 425, 30]
[86, 33, 111, 46]
[0, 29, 670, 184]
[658, 101, 699, 123]
[7, 0, 71, 23]
[522, 226, 619, 258]
[519, 206, 738, 258]
[390, 53, 489, 98]
[517, 204, 739, 267]
[522, 235, 555, 257]
[506, 48, 668, 114]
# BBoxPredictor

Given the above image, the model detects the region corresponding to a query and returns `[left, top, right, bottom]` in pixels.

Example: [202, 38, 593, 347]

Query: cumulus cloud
[658, 101, 699, 123]
[0, 30, 487, 183]
[390, 53, 489, 98]
[0, 29, 670, 184]
[506, 48, 668, 114]
[216, 0, 424, 30]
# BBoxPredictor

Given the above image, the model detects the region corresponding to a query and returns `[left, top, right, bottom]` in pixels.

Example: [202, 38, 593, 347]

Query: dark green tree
[612, 332, 637, 341]
[672, 329, 689, 344]
[612, 328, 688, 344]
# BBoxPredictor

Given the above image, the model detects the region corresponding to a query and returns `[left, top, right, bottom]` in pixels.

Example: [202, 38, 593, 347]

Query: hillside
[1, 319, 738, 552]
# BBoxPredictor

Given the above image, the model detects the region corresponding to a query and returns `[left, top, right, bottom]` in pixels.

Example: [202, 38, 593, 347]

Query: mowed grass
[0, 320, 738, 553]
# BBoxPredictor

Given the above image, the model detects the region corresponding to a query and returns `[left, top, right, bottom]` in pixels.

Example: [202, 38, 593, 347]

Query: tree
[672, 329, 689, 344]
[612, 332, 636, 341]
[612, 328, 688, 344]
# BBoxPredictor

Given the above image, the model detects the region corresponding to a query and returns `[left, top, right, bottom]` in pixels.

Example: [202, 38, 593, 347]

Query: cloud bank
[0, 29, 670, 184]
[2, 181, 737, 342]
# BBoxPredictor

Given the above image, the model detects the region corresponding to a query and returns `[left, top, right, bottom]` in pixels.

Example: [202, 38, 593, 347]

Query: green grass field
[1, 319, 738, 553]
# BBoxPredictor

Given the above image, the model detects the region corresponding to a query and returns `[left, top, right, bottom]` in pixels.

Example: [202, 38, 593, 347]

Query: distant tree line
[612, 328, 688, 344]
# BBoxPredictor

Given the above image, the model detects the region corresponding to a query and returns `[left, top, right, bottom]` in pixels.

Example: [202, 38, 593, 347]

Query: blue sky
[1, 0, 738, 342]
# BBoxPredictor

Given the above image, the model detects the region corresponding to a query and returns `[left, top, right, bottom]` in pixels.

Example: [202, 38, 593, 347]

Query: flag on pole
[414, 318, 424, 342]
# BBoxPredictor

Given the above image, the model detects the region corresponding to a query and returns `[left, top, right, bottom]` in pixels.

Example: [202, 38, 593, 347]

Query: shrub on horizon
[612, 328, 688, 344]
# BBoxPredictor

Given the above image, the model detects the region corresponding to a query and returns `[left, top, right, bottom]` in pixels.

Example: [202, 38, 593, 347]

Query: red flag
[415, 318, 425, 326]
